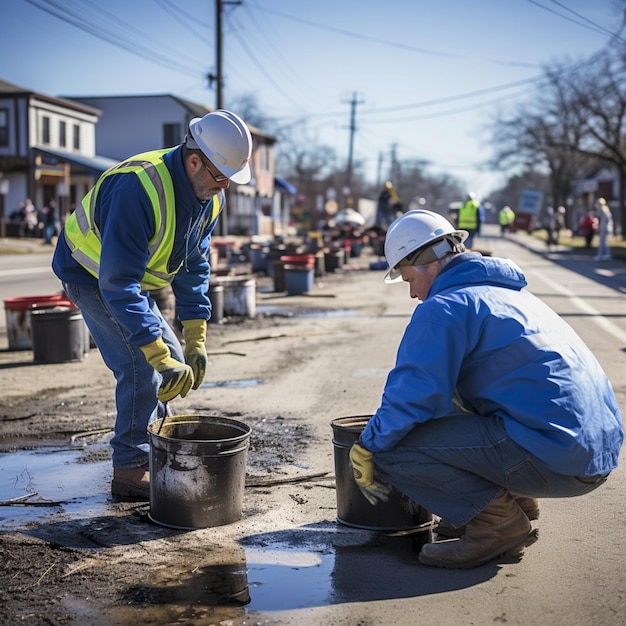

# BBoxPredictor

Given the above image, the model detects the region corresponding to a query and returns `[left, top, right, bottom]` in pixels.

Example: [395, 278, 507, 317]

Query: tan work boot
[419, 491, 538, 569]
[111, 463, 150, 500]
[436, 496, 539, 538]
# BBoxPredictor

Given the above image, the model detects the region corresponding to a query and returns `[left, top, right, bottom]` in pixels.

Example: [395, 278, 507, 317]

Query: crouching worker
[350, 209, 623, 569]
[52, 110, 253, 500]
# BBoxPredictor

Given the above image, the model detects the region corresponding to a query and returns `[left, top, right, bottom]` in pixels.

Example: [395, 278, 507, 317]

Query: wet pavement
[1, 227, 625, 625]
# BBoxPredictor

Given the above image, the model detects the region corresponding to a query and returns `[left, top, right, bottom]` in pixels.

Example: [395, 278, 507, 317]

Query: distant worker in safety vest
[457, 192, 481, 248]
[52, 110, 253, 500]
[498, 205, 515, 236]
[376, 181, 401, 230]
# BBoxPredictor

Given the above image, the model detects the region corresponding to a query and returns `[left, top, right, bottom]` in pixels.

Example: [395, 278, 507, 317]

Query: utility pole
[209, 0, 242, 110]
[390, 143, 399, 187]
[344, 92, 365, 206]
[376, 151, 384, 188]
[215, 0, 223, 109]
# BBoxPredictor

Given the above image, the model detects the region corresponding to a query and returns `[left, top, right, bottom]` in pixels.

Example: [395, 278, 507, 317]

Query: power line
[528, 0, 625, 41]
[23, 0, 205, 79]
[250, 4, 459, 59]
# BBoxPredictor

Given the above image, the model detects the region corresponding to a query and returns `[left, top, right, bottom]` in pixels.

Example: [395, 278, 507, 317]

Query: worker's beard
[190, 169, 222, 202]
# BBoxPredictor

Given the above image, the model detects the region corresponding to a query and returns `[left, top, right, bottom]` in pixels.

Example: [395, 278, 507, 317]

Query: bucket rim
[331, 415, 372, 430]
[148, 414, 252, 443]
[3, 294, 74, 310]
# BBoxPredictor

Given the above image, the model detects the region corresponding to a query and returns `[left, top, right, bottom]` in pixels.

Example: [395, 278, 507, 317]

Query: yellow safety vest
[64, 149, 220, 291]
[457, 200, 479, 230]
[499, 208, 515, 225]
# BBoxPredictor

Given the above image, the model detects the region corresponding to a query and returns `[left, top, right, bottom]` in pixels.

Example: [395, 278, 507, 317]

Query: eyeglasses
[199, 156, 228, 183]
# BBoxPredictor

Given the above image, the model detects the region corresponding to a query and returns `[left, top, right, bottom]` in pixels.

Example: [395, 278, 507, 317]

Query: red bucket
[279, 254, 315, 269]
[3, 295, 76, 350]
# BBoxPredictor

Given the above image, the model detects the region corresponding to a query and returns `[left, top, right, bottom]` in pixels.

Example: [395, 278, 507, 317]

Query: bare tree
[557, 51, 626, 236]
[486, 70, 587, 211]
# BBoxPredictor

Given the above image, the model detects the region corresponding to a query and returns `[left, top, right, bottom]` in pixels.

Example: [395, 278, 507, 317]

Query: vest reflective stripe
[457, 201, 479, 230]
[65, 150, 221, 290]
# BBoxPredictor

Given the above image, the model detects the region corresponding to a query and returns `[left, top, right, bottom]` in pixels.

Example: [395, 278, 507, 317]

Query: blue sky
[1, 0, 622, 197]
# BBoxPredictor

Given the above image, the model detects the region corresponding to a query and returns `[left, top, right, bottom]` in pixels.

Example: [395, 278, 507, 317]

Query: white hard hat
[384, 210, 468, 283]
[187, 110, 252, 184]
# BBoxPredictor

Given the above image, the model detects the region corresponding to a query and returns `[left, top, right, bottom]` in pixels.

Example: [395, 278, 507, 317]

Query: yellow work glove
[181, 319, 208, 390]
[349, 442, 392, 506]
[139, 337, 194, 402]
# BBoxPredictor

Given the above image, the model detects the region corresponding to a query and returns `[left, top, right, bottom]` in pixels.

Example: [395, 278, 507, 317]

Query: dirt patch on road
[0, 267, 393, 625]
[0, 306, 345, 625]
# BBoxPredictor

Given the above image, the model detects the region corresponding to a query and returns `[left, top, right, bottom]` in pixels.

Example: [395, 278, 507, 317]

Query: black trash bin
[31, 306, 85, 363]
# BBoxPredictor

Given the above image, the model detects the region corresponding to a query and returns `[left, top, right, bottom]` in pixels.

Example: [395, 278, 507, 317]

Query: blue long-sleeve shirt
[361, 253, 623, 477]
[52, 145, 222, 346]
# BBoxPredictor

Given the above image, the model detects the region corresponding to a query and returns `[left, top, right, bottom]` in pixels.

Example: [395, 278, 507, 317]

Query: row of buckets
[3, 294, 89, 363]
[147, 413, 432, 538]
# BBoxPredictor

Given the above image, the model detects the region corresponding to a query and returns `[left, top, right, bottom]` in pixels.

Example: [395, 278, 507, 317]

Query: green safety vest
[457, 200, 479, 230]
[64, 149, 220, 291]
[499, 208, 515, 225]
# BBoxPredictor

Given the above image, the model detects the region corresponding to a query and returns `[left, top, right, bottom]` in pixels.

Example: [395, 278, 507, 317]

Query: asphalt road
[1, 225, 625, 625]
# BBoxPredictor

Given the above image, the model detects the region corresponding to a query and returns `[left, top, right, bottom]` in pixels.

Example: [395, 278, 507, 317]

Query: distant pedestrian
[23, 198, 39, 236]
[498, 205, 515, 236]
[544, 207, 557, 247]
[594, 198, 613, 261]
[578, 209, 598, 249]
[43, 199, 60, 245]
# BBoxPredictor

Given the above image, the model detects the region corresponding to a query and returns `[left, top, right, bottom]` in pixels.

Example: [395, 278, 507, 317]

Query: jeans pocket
[505, 458, 549, 496]
[63, 282, 81, 305]
[571, 475, 608, 496]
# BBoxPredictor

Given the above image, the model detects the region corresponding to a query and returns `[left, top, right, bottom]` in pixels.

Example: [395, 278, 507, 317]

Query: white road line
[529, 269, 626, 344]
[0, 267, 53, 277]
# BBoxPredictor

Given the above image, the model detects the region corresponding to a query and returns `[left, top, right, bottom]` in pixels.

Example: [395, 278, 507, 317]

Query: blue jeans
[62, 281, 180, 469]
[373, 413, 608, 528]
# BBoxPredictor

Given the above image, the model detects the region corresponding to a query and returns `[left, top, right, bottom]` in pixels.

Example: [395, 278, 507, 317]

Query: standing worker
[457, 192, 481, 248]
[52, 110, 253, 500]
[498, 205, 515, 236]
[376, 181, 400, 230]
[594, 197, 613, 261]
[349, 210, 623, 569]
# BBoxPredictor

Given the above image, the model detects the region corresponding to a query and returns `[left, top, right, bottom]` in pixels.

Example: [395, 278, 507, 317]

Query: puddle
[245, 547, 332, 610]
[240, 525, 435, 612]
[0, 445, 111, 527]
[1, 438, 438, 621]
[200, 378, 266, 389]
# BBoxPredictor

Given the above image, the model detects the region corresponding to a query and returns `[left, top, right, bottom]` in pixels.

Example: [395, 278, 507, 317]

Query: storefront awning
[36, 148, 118, 175]
[275, 176, 297, 195]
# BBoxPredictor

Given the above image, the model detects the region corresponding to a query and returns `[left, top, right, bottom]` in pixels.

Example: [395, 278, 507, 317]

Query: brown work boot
[111, 463, 150, 500]
[436, 496, 539, 538]
[420, 490, 538, 569]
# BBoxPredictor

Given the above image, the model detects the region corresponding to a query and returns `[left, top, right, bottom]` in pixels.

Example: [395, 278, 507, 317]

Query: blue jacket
[52, 145, 222, 347]
[361, 253, 623, 477]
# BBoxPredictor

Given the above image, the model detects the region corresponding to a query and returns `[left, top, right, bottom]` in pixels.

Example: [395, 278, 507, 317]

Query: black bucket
[331, 416, 432, 531]
[208, 283, 224, 324]
[31, 306, 85, 363]
[148, 415, 251, 529]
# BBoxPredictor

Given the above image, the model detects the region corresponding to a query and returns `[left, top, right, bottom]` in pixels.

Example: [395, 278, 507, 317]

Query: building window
[42, 116, 50, 144]
[0, 108, 7, 146]
[163, 123, 182, 147]
[73, 124, 80, 150]
[59, 121, 66, 147]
